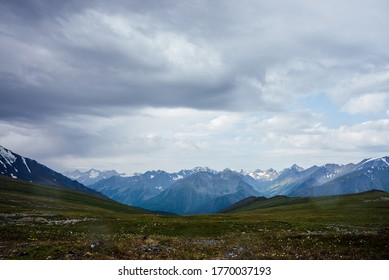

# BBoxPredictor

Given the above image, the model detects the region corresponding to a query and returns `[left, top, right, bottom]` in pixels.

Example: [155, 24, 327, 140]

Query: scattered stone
[90, 241, 99, 249]
[140, 244, 174, 254]
[141, 244, 160, 253]
[201, 239, 220, 246]
[225, 247, 247, 259]
[225, 251, 236, 259]
[16, 251, 28, 257]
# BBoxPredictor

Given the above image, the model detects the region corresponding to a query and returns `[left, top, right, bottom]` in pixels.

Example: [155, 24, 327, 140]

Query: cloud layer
[1, 0, 389, 172]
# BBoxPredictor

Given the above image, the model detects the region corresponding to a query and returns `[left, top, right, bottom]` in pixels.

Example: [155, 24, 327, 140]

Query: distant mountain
[0, 145, 103, 197]
[355, 157, 389, 170]
[289, 157, 389, 197]
[88, 167, 218, 207]
[89, 170, 178, 206]
[248, 168, 279, 180]
[223, 157, 389, 210]
[261, 163, 349, 196]
[63, 169, 123, 186]
[140, 169, 259, 215]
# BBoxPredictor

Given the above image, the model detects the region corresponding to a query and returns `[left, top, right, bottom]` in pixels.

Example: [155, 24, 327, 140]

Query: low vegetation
[1, 176, 388, 259]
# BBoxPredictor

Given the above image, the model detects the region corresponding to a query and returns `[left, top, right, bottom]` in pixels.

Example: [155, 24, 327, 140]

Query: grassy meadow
[1, 176, 388, 259]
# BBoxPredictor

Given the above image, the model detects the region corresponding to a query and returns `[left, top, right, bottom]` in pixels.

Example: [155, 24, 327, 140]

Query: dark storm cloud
[1, 0, 389, 123]
[0, 0, 249, 122]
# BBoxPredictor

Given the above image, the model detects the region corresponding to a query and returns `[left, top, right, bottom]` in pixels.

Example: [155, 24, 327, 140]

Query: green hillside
[220, 191, 389, 225]
[0, 176, 150, 216]
[1, 176, 388, 260]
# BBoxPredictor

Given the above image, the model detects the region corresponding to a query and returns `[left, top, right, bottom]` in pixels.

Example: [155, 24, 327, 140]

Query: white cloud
[263, 118, 389, 152]
[330, 68, 389, 114]
[206, 114, 241, 131]
[342, 93, 389, 114]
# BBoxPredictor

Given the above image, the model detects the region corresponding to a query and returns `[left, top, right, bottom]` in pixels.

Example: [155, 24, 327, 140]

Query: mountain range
[76, 157, 389, 214]
[1, 144, 389, 215]
[82, 156, 389, 215]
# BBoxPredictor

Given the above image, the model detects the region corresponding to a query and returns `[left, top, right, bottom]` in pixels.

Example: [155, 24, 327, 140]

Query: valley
[1, 176, 388, 260]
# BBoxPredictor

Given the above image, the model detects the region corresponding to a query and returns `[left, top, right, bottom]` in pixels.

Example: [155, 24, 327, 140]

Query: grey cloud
[0, 2, 239, 121]
[2, 0, 389, 122]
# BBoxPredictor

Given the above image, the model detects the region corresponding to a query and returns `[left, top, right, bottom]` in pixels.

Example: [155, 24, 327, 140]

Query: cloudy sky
[1, 0, 389, 174]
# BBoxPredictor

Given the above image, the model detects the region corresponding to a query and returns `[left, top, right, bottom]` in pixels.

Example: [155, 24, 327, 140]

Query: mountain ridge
[0, 145, 104, 198]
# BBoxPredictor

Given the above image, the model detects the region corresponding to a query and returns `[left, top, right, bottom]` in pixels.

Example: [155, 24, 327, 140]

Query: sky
[1, 0, 389, 174]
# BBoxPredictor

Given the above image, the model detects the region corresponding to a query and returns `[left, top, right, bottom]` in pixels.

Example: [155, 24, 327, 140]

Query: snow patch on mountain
[357, 156, 389, 170]
[190, 166, 218, 174]
[364, 157, 384, 164]
[173, 174, 183, 181]
[0, 159, 6, 170]
[0, 146, 17, 165]
[249, 169, 279, 180]
[21, 157, 31, 173]
[89, 169, 100, 179]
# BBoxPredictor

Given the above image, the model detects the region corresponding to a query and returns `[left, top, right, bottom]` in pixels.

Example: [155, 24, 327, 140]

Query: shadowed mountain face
[139, 170, 259, 215]
[88, 172, 169, 206]
[0, 145, 103, 197]
[289, 158, 389, 197]
[87, 168, 220, 209]
[254, 159, 389, 198]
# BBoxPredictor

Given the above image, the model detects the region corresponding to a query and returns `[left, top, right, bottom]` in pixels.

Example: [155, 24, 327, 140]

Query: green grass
[1, 176, 388, 260]
[0, 175, 150, 216]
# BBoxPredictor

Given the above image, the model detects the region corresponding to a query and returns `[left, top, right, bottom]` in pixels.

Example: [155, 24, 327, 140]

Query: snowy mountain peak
[358, 156, 389, 169]
[63, 169, 122, 186]
[365, 156, 389, 165]
[0, 145, 103, 197]
[279, 164, 304, 176]
[247, 168, 279, 181]
[190, 166, 217, 174]
[0, 145, 17, 165]
[88, 169, 102, 179]
[290, 164, 304, 171]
